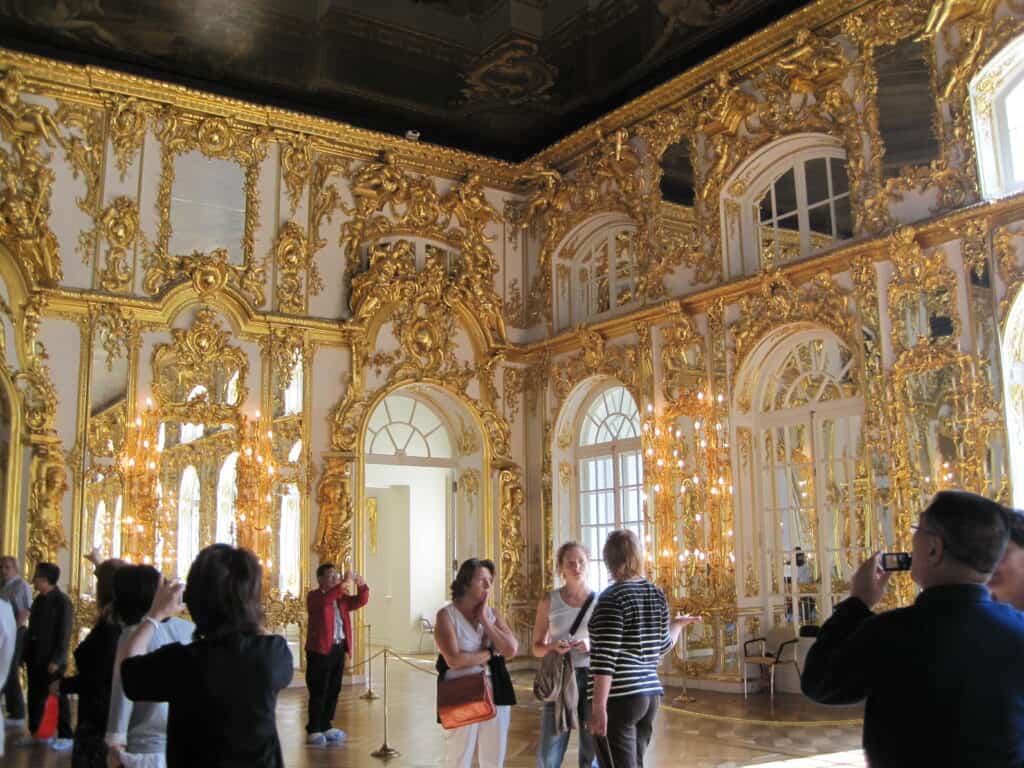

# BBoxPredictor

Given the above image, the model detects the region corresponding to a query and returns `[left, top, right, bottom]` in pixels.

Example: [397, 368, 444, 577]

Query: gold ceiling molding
[0, 48, 517, 187]
[531, 0, 869, 168]
[730, 269, 851, 371]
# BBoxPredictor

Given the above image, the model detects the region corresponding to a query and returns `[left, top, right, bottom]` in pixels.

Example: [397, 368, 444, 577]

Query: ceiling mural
[0, 0, 811, 159]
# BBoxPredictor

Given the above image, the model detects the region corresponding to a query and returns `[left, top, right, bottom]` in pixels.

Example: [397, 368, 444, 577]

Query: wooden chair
[742, 636, 800, 700]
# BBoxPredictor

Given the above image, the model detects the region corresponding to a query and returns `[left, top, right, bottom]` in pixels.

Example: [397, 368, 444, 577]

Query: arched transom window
[364, 394, 452, 460]
[577, 385, 644, 589]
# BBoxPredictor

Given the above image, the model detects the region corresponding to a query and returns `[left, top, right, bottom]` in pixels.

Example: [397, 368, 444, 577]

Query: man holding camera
[305, 563, 369, 747]
[802, 490, 1024, 767]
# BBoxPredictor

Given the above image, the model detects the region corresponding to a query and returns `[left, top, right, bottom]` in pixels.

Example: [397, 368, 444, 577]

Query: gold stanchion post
[673, 630, 696, 705]
[360, 623, 379, 700]
[370, 648, 400, 759]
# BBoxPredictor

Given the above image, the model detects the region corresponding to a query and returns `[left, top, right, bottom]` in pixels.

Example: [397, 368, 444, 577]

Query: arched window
[177, 465, 201, 578]
[215, 452, 239, 544]
[279, 483, 301, 596]
[283, 362, 303, 416]
[577, 385, 644, 589]
[972, 33, 1024, 198]
[722, 135, 852, 278]
[738, 330, 862, 630]
[553, 218, 638, 332]
[365, 394, 451, 459]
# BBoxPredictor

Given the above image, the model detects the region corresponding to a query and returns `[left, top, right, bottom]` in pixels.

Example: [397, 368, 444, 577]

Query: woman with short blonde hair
[587, 529, 700, 768]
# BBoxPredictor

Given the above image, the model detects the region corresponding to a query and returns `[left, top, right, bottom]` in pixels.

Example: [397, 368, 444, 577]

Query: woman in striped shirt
[587, 529, 700, 768]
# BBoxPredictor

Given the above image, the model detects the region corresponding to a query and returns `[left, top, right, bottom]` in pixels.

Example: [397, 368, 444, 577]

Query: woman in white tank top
[532, 542, 598, 768]
[435, 558, 519, 768]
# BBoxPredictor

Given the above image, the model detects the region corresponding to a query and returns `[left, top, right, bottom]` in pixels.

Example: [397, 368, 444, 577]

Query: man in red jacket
[305, 563, 369, 746]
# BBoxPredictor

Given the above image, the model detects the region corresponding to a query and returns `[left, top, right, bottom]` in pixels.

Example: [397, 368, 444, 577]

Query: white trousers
[442, 704, 511, 768]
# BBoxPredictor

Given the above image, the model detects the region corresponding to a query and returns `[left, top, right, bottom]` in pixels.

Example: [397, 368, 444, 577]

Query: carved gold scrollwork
[886, 227, 960, 356]
[498, 466, 526, 613]
[0, 68, 63, 287]
[731, 269, 851, 369]
[274, 221, 322, 315]
[551, 326, 643, 406]
[96, 196, 142, 292]
[279, 133, 312, 213]
[151, 308, 248, 424]
[91, 303, 136, 372]
[315, 456, 353, 569]
[107, 96, 152, 180]
[996, 226, 1024, 324]
[661, 311, 706, 408]
[25, 438, 68, 573]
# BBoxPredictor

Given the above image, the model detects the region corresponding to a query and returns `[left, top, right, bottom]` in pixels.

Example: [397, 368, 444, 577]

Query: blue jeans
[537, 667, 598, 768]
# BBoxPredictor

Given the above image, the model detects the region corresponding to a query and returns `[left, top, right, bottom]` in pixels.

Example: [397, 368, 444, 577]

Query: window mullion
[611, 447, 622, 528]
[794, 159, 810, 256]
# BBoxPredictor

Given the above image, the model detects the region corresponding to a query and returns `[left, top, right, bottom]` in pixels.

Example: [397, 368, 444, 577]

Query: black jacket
[24, 586, 73, 671]
[802, 585, 1024, 768]
[60, 618, 121, 736]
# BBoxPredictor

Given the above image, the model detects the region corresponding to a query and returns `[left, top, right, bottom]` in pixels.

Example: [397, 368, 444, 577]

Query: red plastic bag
[35, 695, 58, 739]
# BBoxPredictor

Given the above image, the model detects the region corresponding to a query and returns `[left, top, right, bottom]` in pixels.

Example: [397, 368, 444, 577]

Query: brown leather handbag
[437, 669, 496, 730]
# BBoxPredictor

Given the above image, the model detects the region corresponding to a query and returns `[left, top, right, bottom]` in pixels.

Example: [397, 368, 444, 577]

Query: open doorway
[360, 387, 486, 655]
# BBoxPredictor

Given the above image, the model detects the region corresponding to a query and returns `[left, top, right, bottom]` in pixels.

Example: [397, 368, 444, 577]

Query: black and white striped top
[588, 579, 672, 698]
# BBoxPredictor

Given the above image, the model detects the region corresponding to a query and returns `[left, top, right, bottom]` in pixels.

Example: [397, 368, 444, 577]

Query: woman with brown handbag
[435, 558, 519, 767]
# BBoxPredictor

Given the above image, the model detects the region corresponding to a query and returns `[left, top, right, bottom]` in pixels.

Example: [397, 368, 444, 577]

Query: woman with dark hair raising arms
[118, 545, 293, 768]
[436, 557, 519, 768]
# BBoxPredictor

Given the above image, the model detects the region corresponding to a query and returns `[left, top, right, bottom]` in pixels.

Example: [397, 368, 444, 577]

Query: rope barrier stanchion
[672, 631, 696, 705]
[370, 648, 400, 759]
[360, 623, 380, 700]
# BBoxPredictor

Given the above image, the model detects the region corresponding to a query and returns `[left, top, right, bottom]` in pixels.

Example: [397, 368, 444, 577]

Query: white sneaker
[307, 732, 326, 746]
[50, 738, 73, 752]
[325, 728, 346, 742]
[4, 718, 25, 729]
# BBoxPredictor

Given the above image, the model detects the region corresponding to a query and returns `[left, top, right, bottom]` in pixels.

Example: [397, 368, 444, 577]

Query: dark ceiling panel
[0, 0, 814, 160]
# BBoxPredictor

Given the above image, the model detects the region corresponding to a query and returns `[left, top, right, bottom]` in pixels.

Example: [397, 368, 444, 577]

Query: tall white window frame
[215, 452, 239, 544]
[722, 134, 851, 278]
[738, 330, 863, 629]
[575, 385, 644, 589]
[177, 465, 201, 578]
[972, 33, 1024, 199]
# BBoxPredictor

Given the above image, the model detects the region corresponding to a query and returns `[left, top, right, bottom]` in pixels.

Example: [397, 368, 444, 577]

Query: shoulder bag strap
[568, 591, 596, 637]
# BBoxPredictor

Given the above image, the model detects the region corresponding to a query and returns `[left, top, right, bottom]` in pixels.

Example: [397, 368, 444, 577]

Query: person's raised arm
[343, 572, 369, 610]
[482, 608, 518, 657]
[801, 554, 888, 705]
[435, 607, 490, 670]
